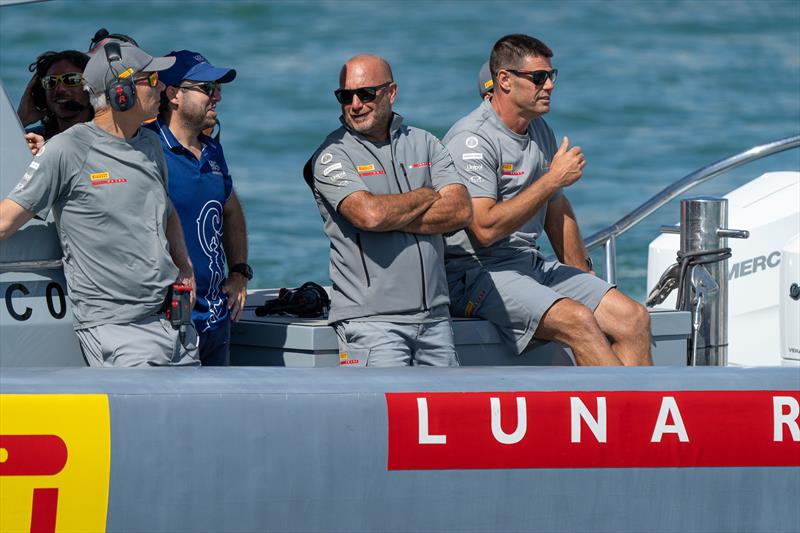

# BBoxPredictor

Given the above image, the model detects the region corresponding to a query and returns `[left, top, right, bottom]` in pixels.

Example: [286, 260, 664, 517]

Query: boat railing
[0, 259, 62, 272]
[582, 135, 800, 283]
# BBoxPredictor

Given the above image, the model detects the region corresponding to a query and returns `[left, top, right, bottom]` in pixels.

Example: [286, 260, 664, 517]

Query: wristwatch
[230, 262, 253, 281]
[585, 256, 594, 271]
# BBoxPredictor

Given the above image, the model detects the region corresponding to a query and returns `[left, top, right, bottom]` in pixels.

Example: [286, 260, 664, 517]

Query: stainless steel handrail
[583, 135, 800, 283]
[0, 259, 62, 272]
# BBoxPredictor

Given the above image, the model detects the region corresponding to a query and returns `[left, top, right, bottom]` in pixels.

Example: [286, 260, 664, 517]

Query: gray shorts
[448, 250, 614, 354]
[335, 319, 459, 367]
[76, 315, 200, 367]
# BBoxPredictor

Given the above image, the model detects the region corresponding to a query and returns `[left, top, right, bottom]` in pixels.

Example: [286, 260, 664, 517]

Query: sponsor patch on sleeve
[323, 162, 343, 176]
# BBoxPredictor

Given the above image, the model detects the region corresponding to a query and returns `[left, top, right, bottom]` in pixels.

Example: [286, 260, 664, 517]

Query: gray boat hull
[2, 366, 798, 532]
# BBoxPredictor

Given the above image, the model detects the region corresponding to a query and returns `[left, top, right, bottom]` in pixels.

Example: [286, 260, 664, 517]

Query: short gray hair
[84, 84, 108, 112]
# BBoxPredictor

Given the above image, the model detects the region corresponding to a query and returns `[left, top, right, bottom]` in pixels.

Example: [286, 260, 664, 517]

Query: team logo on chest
[502, 163, 524, 176]
[89, 171, 128, 186]
[356, 164, 385, 177]
[207, 160, 223, 176]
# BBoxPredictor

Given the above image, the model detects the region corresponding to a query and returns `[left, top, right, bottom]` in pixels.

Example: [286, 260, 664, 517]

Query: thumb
[557, 136, 569, 154]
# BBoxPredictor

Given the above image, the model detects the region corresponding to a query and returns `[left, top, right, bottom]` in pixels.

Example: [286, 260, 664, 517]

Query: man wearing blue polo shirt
[147, 50, 250, 366]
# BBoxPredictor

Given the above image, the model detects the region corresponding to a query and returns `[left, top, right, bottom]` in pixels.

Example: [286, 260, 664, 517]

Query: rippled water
[2, 0, 798, 300]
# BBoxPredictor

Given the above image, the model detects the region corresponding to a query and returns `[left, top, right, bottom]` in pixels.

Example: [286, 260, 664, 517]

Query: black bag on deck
[254, 282, 330, 319]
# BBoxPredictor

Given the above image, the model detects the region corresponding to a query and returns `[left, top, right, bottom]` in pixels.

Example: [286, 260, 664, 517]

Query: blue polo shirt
[146, 118, 233, 333]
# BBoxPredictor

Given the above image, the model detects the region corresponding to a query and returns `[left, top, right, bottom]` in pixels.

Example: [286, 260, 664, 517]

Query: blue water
[2, 0, 799, 300]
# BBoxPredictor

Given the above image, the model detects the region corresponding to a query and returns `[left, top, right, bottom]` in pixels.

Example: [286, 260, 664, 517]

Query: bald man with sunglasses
[443, 34, 652, 366]
[306, 54, 472, 367]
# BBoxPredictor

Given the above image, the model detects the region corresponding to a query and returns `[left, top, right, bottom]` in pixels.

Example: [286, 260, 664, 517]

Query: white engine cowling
[780, 234, 800, 363]
[647, 171, 800, 366]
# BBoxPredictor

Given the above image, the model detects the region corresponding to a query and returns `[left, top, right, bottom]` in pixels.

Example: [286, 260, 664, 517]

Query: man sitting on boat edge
[443, 34, 652, 366]
[0, 41, 199, 367]
[305, 54, 472, 367]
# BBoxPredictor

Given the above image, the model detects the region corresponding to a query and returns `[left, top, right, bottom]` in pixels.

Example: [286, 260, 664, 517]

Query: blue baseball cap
[158, 50, 236, 86]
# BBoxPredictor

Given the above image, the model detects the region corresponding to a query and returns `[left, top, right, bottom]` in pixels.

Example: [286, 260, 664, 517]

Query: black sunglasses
[334, 82, 391, 105]
[506, 68, 558, 86]
[179, 82, 221, 97]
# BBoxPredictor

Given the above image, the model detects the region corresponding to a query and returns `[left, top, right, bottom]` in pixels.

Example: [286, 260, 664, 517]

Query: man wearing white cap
[147, 50, 249, 366]
[0, 41, 199, 367]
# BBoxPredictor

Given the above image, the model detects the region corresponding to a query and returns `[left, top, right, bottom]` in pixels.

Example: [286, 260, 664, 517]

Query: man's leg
[199, 321, 231, 366]
[593, 289, 653, 365]
[413, 318, 459, 367]
[76, 317, 199, 367]
[533, 299, 622, 366]
[334, 321, 413, 367]
[540, 259, 651, 366]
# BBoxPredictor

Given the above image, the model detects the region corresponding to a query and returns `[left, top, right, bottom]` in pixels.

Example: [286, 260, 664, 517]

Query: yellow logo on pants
[0, 394, 110, 533]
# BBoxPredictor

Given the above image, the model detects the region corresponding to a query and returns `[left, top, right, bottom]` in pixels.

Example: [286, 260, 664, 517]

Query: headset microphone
[104, 41, 136, 112]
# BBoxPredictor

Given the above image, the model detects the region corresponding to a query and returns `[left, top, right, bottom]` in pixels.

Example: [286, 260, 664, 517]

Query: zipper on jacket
[400, 162, 428, 311]
[355, 233, 371, 287]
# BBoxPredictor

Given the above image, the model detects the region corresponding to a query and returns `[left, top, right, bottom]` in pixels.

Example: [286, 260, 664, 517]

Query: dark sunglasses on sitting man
[179, 81, 221, 97]
[506, 68, 558, 86]
[41, 72, 84, 90]
[334, 81, 391, 105]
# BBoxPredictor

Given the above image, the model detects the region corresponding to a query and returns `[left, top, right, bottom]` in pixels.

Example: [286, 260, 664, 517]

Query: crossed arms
[338, 183, 472, 234]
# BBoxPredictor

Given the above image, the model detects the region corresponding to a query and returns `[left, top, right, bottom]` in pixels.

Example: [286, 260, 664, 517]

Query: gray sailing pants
[76, 315, 199, 367]
[335, 318, 459, 367]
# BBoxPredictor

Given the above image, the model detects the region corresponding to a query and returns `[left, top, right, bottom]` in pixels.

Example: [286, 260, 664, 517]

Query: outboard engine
[648, 172, 800, 366]
[780, 234, 800, 364]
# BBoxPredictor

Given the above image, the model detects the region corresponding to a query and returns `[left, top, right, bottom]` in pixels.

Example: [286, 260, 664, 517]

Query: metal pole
[679, 197, 729, 365]
[603, 235, 617, 284]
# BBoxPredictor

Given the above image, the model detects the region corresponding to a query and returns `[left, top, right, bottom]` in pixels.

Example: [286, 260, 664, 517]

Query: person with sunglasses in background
[0, 41, 200, 368]
[17, 30, 140, 156]
[16, 50, 92, 154]
[443, 34, 652, 367]
[145, 50, 249, 367]
[305, 54, 472, 367]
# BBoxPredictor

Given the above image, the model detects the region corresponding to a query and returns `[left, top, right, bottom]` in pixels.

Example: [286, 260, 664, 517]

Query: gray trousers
[335, 318, 459, 367]
[76, 315, 199, 367]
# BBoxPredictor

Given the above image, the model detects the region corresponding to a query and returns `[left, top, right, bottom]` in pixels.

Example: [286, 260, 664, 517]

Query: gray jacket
[308, 113, 462, 323]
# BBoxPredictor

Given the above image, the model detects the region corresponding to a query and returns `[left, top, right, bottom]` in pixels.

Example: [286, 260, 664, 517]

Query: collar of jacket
[338, 112, 405, 140]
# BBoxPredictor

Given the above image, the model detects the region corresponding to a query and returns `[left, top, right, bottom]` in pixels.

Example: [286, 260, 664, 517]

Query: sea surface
[1, 0, 798, 301]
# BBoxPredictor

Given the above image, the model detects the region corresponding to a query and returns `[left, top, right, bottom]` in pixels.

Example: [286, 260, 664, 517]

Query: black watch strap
[230, 262, 253, 281]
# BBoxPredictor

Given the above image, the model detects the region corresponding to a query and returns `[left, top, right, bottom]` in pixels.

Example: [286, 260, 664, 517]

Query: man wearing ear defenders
[307, 54, 472, 367]
[145, 50, 249, 367]
[0, 41, 200, 367]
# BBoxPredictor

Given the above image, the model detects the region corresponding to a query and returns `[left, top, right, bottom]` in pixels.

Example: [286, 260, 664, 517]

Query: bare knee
[539, 299, 601, 344]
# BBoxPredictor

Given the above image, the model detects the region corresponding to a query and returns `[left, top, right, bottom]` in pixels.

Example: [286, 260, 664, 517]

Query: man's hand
[176, 269, 196, 309]
[25, 132, 45, 156]
[547, 136, 586, 188]
[222, 272, 248, 321]
[17, 75, 45, 127]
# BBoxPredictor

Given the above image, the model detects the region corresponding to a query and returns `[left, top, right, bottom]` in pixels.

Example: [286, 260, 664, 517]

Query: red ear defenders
[103, 42, 136, 112]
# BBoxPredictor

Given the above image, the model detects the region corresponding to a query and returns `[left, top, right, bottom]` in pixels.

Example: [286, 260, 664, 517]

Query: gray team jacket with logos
[307, 113, 463, 323]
